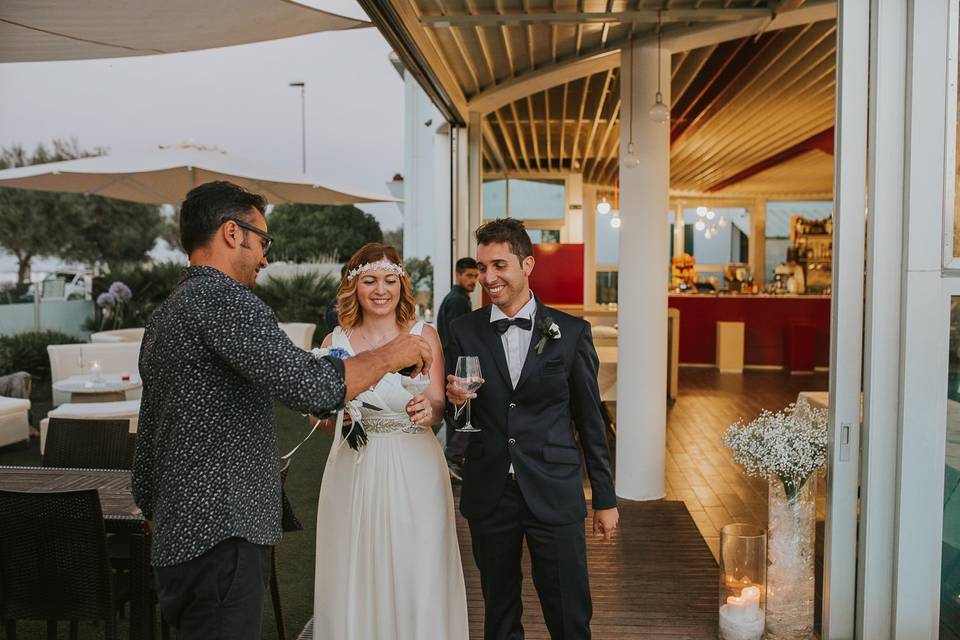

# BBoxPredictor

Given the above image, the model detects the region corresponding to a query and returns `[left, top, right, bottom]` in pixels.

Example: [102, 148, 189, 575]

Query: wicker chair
[43, 419, 133, 470]
[0, 489, 117, 639]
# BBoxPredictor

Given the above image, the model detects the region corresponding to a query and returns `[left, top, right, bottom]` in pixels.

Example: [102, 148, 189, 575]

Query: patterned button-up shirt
[133, 266, 345, 567]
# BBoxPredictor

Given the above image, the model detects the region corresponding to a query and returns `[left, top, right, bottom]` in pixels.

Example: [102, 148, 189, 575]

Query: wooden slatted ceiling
[479, 19, 836, 192]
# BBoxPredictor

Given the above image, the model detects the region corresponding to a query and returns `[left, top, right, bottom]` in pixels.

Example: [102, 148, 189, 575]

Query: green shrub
[0, 330, 83, 385]
[254, 272, 339, 345]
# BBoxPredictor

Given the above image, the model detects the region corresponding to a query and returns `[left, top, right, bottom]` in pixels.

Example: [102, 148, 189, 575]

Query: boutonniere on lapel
[535, 316, 561, 354]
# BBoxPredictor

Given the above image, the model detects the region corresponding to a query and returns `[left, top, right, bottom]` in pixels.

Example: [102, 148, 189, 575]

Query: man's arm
[200, 288, 433, 417]
[569, 323, 617, 510]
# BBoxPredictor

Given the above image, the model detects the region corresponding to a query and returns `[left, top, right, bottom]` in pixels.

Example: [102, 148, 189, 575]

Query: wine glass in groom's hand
[452, 356, 483, 433]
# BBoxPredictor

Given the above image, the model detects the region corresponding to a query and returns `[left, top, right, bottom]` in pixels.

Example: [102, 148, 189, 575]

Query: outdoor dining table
[0, 466, 155, 639]
[53, 373, 142, 403]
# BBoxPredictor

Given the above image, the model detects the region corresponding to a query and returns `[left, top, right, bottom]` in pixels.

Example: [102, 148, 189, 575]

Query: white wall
[402, 72, 452, 315]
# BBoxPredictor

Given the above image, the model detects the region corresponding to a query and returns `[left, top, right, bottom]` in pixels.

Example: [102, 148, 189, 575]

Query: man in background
[436, 256, 479, 480]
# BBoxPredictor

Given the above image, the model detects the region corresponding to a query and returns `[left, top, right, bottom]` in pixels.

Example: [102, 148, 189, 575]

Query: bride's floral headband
[346, 260, 405, 280]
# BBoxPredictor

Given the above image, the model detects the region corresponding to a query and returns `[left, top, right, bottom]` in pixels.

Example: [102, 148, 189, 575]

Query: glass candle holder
[719, 523, 766, 640]
[88, 360, 103, 382]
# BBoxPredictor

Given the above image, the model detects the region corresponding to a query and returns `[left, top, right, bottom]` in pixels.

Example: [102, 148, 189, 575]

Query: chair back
[44, 418, 133, 470]
[0, 489, 114, 623]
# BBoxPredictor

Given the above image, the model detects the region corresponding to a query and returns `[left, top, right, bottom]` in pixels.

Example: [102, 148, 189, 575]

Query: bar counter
[667, 293, 831, 369]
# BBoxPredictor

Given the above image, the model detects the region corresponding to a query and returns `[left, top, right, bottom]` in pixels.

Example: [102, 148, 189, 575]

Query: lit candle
[719, 585, 764, 640]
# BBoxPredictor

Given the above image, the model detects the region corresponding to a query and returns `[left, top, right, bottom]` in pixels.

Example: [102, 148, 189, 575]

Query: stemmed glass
[454, 356, 484, 433]
[400, 373, 431, 397]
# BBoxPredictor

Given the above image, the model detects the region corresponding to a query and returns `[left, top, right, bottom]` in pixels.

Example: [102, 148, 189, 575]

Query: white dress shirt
[490, 293, 537, 389]
[490, 293, 537, 476]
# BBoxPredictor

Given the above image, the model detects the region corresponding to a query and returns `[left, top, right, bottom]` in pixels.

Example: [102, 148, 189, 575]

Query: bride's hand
[406, 394, 433, 425]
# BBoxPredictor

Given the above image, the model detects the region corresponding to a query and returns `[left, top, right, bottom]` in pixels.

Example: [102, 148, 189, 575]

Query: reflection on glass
[942, 297, 960, 636]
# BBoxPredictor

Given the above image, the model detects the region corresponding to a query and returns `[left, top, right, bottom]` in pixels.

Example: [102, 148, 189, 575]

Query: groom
[445, 218, 618, 640]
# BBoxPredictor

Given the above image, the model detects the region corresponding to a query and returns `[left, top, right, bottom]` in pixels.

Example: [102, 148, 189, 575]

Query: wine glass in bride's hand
[454, 356, 484, 433]
[400, 373, 431, 397]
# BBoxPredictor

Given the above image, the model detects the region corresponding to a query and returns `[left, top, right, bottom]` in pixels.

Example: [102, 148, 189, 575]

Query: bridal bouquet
[308, 346, 367, 451]
[722, 400, 828, 500]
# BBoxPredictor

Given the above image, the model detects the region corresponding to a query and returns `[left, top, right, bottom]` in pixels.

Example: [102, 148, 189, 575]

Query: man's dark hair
[475, 218, 533, 262]
[179, 181, 267, 255]
[455, 257, 478, 273]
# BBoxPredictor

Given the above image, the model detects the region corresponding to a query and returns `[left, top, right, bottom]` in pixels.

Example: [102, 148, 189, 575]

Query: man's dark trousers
[153, 537, 271, 639]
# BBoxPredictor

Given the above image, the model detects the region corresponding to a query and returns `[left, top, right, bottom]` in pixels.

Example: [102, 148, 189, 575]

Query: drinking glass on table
[454, 356, 484, 433]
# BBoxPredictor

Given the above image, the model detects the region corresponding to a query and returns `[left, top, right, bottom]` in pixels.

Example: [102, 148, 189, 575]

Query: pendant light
[623, 29, 641, 169]
[648, 11, 670, 123]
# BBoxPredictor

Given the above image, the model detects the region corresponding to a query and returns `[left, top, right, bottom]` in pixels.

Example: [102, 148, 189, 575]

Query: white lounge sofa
[0, 396, 30, 448]
[89, 328, 146, 343]
[47, 342, 142, 407]
[279, 322, 317, 350]
[39, 399, 140, 455]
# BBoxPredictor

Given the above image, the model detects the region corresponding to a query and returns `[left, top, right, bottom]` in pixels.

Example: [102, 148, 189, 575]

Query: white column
[467, 112, 484, 309]
[615, 41, 670, 501]
[453, 125, 470, 277]
[431, 127, 452, 316]
[583, 184, 598, 307]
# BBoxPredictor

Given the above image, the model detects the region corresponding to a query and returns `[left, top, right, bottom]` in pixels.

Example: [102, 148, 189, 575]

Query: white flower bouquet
[722, 401, 828, 501]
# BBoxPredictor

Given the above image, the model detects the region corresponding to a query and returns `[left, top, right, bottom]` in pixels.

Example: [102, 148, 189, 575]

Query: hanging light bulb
[623, 142, 641, 169]
[648, 11, 671, 123]
[718, 216, 728, 228]
[695, 220, 706, 232]
[706, 209, 716, 220]
[696, 206, 707, 217]
[597, 196, 611, 215]
[610, 213, 622, 229]
[623, 31, 640, 170]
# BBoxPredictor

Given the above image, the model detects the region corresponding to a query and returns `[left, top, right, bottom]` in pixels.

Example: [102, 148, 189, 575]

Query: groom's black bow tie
[492, 317, 533, 334]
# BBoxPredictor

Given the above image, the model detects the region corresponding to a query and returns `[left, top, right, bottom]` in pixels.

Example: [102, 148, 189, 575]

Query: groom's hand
[446, 374, 483, 405]
[593, 507, 619, 541]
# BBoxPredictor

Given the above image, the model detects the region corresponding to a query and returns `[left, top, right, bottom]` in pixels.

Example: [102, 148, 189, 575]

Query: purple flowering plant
[96, 281, 133, 330]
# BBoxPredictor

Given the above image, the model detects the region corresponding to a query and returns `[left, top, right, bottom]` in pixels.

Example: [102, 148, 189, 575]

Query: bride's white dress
[312, 323, 469, 639]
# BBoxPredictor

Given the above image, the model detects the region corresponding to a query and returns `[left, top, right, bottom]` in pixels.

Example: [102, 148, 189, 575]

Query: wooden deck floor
[299, 368, 829, 639]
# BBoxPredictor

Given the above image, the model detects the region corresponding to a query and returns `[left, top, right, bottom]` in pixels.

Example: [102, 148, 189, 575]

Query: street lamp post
[289, 81, 306, 174]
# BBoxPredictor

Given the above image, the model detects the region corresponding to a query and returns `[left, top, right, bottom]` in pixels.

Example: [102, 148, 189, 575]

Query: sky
[0, 1, 405, 274]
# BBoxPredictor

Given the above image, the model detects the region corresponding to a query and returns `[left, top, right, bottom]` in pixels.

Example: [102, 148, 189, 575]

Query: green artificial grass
[0, 401, 333, 639]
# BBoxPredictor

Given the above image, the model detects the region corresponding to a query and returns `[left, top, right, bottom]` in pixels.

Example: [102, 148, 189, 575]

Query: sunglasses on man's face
[222, 217, 273, 257]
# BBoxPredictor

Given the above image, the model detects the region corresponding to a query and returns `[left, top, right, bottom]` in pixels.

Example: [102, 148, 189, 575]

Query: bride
[312, 243, 469, 639]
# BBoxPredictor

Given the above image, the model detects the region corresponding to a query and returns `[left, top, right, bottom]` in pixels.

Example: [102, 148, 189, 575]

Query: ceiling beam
[421, 8, 771, 27]
[670, 31, 780, 143]
[705, 127, 834, 191]
[356, 0, 468, 124]
[465, 0, 835, 114]
[482, 120, 508, 173]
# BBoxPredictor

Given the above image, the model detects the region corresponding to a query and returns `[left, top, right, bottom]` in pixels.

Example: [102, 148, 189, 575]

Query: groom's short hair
[179, 181, 267, 255]
[475, 219, 533, 262]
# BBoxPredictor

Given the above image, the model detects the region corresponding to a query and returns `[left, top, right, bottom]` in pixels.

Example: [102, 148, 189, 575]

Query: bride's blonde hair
[337, 243, 416, 330]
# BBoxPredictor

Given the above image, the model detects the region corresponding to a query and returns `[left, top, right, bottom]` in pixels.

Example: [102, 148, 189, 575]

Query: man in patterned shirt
[133, 181, 431, 639]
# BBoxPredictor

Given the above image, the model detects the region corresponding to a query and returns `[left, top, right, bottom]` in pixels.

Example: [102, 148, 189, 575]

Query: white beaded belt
[361, 416, 428, 436]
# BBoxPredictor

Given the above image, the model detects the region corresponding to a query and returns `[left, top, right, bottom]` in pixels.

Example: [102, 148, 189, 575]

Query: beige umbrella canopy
[0, 0, 368, 63]
[0, 143, 401, 206]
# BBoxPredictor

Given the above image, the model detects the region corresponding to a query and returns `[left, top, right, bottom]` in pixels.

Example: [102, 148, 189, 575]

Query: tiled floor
[663, 367, 829, 560]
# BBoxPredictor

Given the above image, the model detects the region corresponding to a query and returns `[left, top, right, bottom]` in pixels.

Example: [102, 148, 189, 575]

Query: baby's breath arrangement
[723, 401, 828, 501]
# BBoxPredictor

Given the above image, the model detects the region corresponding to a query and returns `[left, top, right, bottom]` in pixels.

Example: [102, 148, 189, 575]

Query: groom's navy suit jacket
[446, 299, 617, 525]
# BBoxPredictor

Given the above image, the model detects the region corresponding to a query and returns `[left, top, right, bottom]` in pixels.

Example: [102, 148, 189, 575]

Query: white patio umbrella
[0, 0, 368, 63]
[0, 143, 401, 206]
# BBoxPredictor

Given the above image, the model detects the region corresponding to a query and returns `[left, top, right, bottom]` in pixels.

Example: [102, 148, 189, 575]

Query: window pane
[765, 201, 832, 284]
[683, 207, 750, 272]
[596, 210, 619, 266]
[508, 179, 565, 219]
[528, 229, 560, 243]
[483, 179, 506, 219]
[596, 271, 618, 304]
[943, 298, 960, 636]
